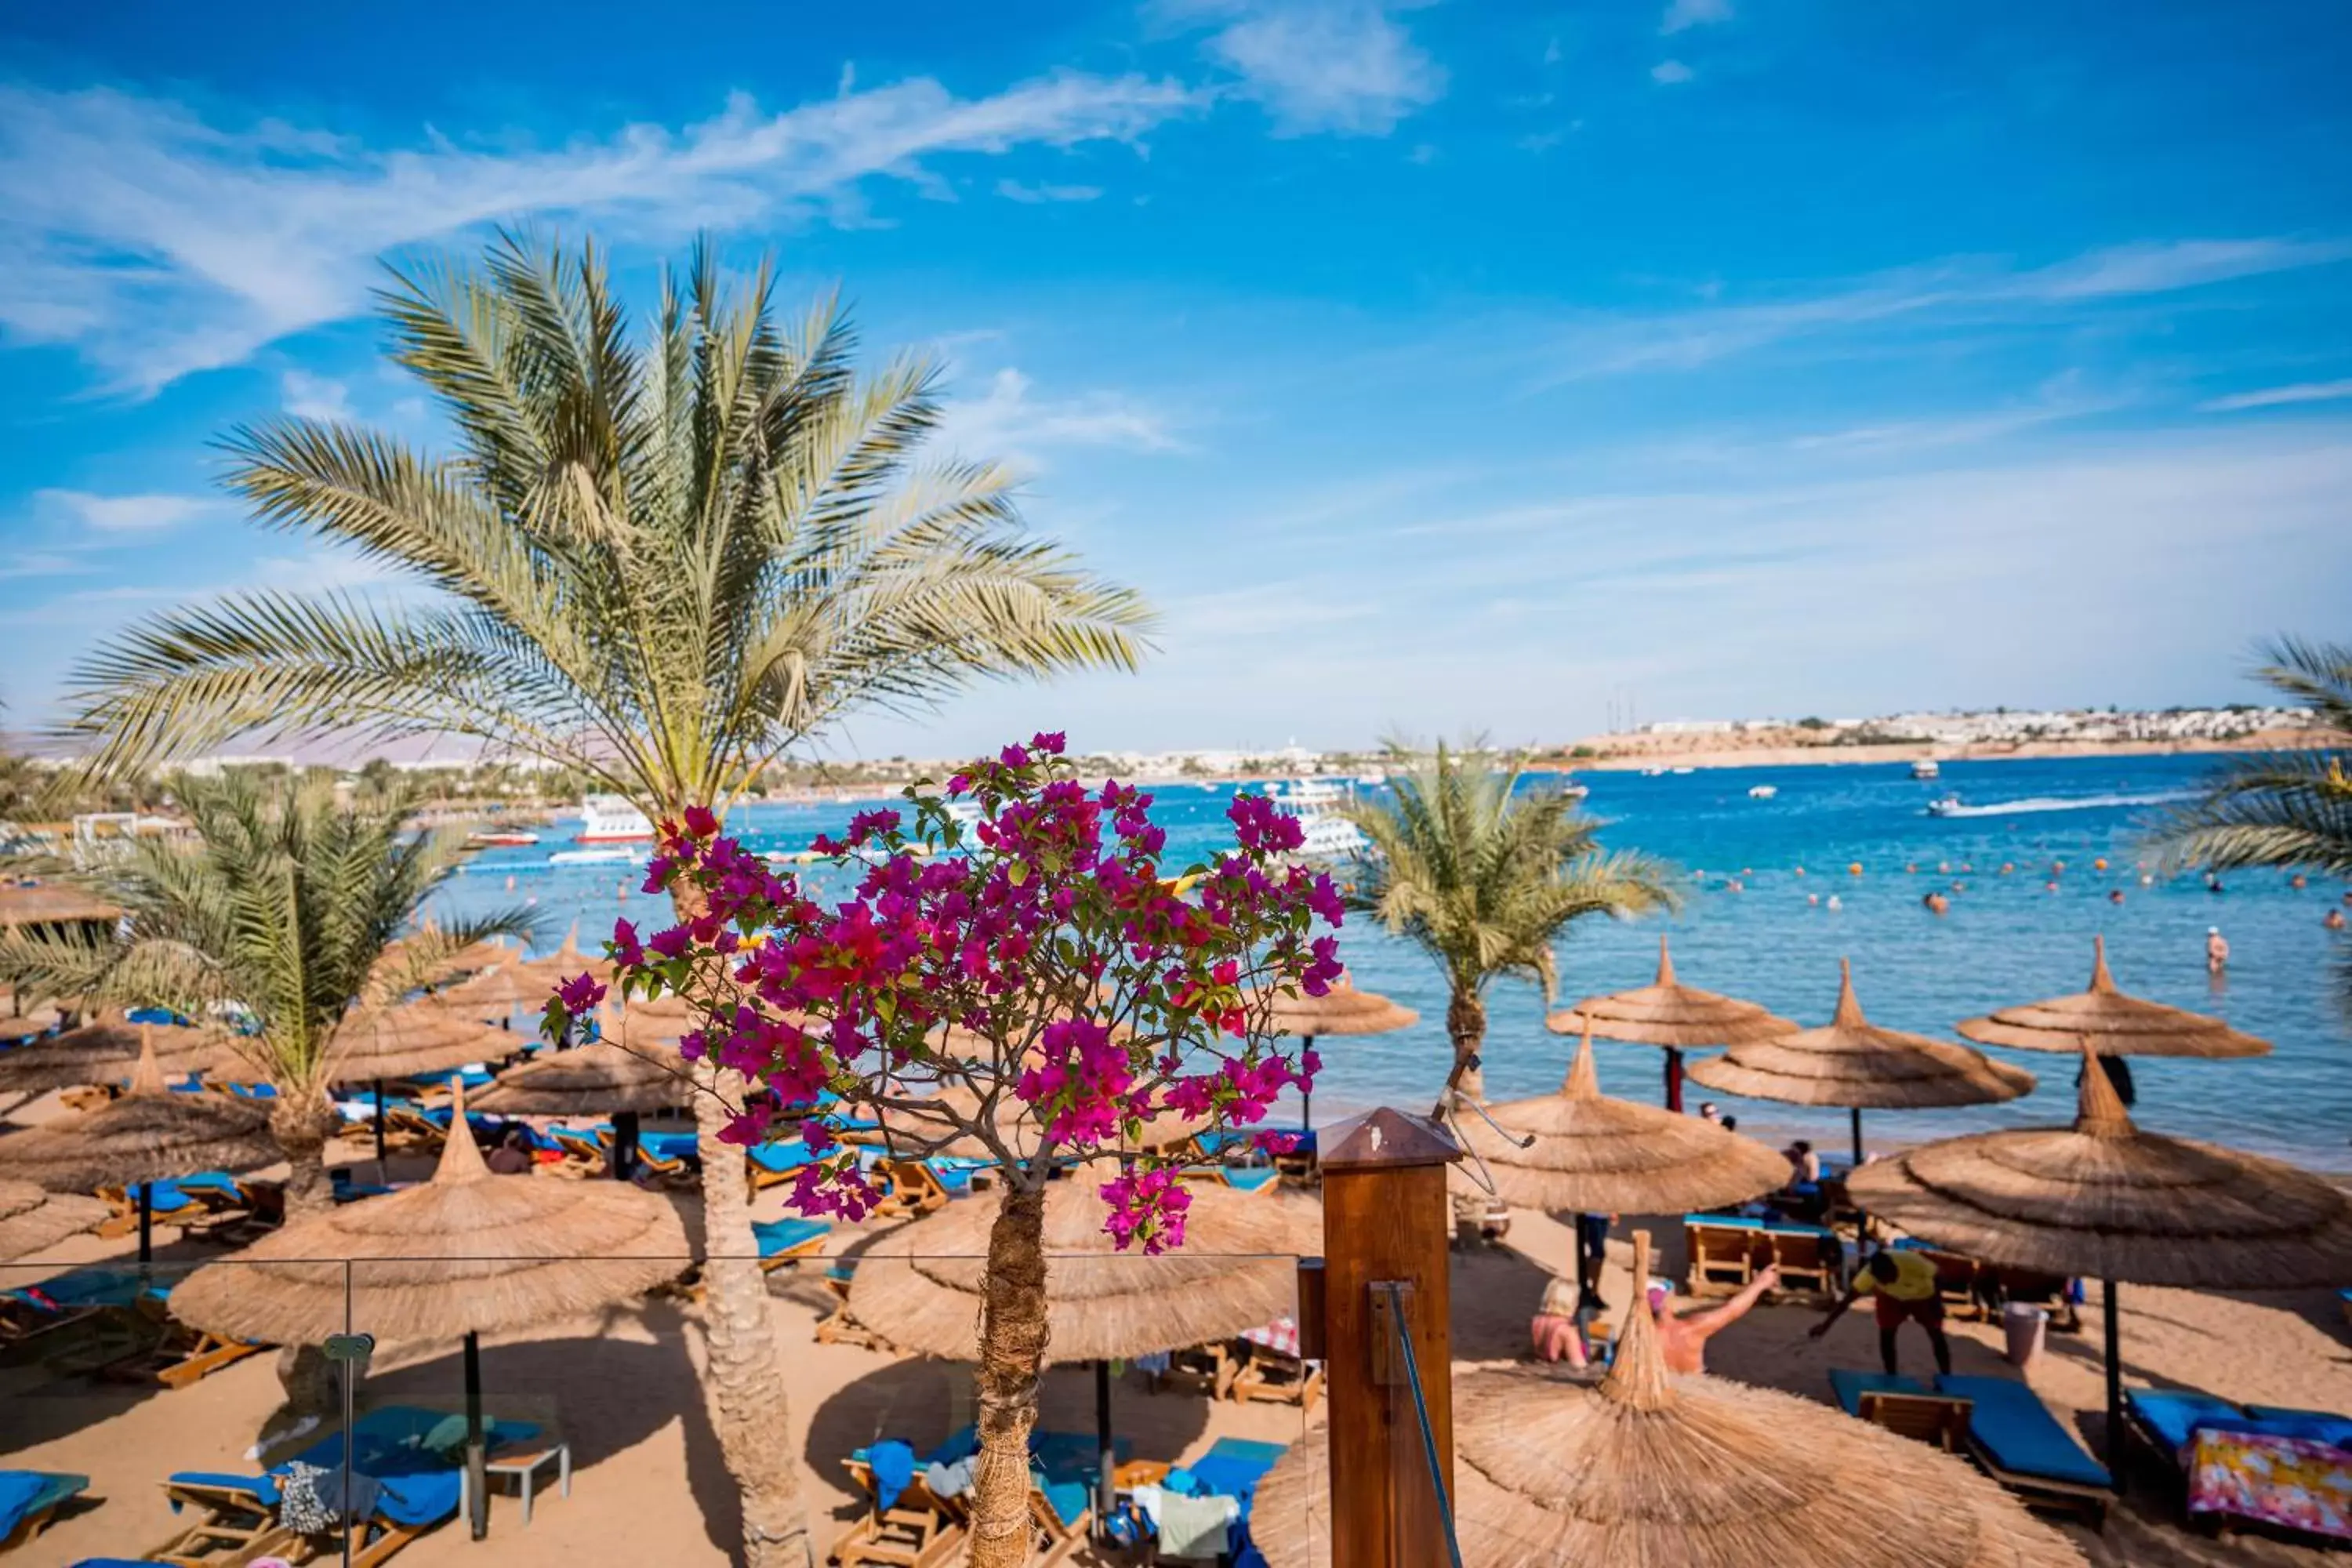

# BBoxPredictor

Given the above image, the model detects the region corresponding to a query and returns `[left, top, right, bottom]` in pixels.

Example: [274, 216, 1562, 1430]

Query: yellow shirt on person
[1861, 1250, 1940, 1302]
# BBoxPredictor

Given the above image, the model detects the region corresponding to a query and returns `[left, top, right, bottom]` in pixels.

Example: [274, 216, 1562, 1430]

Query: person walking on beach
[1812, 1250, 1952, 1377]
[2206, 926, 2230, 974]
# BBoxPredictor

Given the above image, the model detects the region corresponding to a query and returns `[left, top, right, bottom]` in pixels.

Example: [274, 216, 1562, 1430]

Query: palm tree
[59, 232, 1153, 1566]
[2154, 637, 2352, 997]
[0, 772, 535, 1214]
[1341, 742, 1676, 1106]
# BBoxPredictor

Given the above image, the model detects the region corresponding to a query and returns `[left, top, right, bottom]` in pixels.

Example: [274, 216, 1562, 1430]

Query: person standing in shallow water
[2206, 926, 2230, 974]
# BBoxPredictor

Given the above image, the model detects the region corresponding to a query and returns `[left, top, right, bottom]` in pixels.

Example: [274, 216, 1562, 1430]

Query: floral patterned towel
[2186, 1428, 2352, 1541]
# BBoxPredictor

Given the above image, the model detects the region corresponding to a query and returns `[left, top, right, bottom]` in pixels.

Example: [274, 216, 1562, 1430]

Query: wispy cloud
[1541, 237, 2352, 381]
[0, 552, 88, 581]
[280, 368, 354, 420]
[1167, 0, 1446, 135]
[2200, 377, 2352, 412]
[995, 178, 1105, 204]
[0, 74, 1199, 390]
[1661, 0, 1732, 34]
[1651, 60, 1695, 85]
[35, 488, 219, 533]
[932, 368, 1187, 469]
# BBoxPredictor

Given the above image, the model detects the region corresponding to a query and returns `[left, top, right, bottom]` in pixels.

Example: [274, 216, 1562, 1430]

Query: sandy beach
[5, 1105, 2351, 1567]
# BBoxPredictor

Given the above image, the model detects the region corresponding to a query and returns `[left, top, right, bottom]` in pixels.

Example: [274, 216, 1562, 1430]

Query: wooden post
[1317, 1108, 1461, 1568]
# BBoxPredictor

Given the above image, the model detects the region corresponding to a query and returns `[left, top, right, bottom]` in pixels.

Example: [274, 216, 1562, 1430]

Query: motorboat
[1911, 759, 1941, 780]
[465, 827, 540, 848]
[1924, 795, 1963, 817]
[1747, 785, 1777, 799]
[573, 794, 655, 844]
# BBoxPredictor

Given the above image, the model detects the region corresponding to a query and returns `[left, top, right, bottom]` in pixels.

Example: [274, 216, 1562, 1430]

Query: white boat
[549, 847, 646, 866]
[1271, 779, 1367, 859]
[1670, 766, 1696, 775]
[943, 800, 985, 832]
[1911, 759, 1941, 780]
[1747, 785, 1777, 799]
[1925, 795, 1963, 818]
[1356, 769, 1388, 786]
[573, 794, 655, 844]
[1640, 767, 1665, 777]
[466, 827, 540, 848]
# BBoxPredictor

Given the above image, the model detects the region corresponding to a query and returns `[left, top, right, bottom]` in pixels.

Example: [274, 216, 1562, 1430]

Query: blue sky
[1, 0, 2348, 760]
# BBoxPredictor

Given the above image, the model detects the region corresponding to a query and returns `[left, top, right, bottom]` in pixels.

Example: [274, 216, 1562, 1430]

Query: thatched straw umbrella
[472, 1005, 691, 1178]
[1250, 1232, 2084, 1568]
[0, 1016, 253, 1094]
[1548, 937, 1795, 1110]
[0, 1181, 107, 1262]
[1686, 960, 2036, 1162]
[326, 1003, 518, 1169]
[169, 1082, 686, 1539]
[1957, 937, 2270, 1062]
[1257, 968, 1415, 1128]
[1847, 1046, 2352, 1479]
[850, 1177, 1319, 1525]
[0, 1033, 276, 1261]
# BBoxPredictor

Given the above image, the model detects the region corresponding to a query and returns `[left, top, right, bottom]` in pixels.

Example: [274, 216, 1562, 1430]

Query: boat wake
[1928, 789, 2195, 819]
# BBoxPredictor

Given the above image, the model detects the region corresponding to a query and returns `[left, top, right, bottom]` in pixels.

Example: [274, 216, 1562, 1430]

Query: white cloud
[280, 368, 354, 420]
[35, 488, 217, 533]
[0, 74, 1199, 391]
[933, 368, 1185, 469]
[1651, 60, 1695, 85]
[1540, 238, 2352, 380]
[2199, 377, 2352, 412]
[0, 551, 86, 581]
[1661, 0, 1732, 34]
[1170, 1, 1446, 135]
[995, 178, 1105, 204]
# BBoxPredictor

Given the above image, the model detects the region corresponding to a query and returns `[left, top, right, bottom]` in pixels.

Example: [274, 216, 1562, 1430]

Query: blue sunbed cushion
[1186, 1438, 1286, 1507]
[1039, 1479, 1090, 1530]
[746, 1140, 816, 1173]
[2126, 1388, 2245, 1454]
[637, 1131, 699, 1163]
[1684, 1212, 1762, 1229]
[753, 1218, 830, 1256]
[168, 1472, 281, 1507]
[1829, 1369, 1927, 1418]
[6, 1268, 157, 1312]
[1223, 1166, 1282, 1193]
[1936, 1374, 2111, 1490]
[0, 1472, 85, 1537]
[277, 1407, 539, 1527]
[2226, 1409, 2352, 1450]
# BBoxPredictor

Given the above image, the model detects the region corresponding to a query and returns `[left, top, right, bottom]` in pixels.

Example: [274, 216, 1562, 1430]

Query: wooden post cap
[1317, 1106, 1461, 1171]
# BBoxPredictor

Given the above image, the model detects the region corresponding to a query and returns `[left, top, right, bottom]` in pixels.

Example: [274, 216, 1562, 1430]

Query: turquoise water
[423, 753, 2352, 1172]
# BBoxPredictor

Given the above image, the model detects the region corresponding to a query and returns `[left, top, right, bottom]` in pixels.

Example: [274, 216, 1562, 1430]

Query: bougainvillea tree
[546, 732, 1341, 1567]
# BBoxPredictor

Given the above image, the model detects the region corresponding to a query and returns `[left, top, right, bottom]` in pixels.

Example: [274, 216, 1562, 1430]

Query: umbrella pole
[137, 1181, 153, 1267]
[465, 1328, 488, 1538]
[373, 1079, 388, 1178]
[2103, 1279, 2124, 1494]
[1849, 1106, 1864, 1166]
[1664, 1047, 1684, 1112]
[613, 1109, 640, 1181]
[1301, 1033, 1316, 1131]
[1094, 1358, 1116, 1536]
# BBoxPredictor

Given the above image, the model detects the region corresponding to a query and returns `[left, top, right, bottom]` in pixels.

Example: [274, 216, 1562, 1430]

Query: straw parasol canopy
[435, 953, 554, 1013]
[1956, 937, 2270, 1059]
[1846, 1040, 2352, 1291]
[1449, 1022, 1788, 1215]
[1849, 1046, 2352, 1472]
[1258, 970, 1417, 1040]
[0, 1017, 256, 1094]
[0, 1032, 277, 1194]
[324, 1002, 517, 1085]
[847, 1178, 1319, 1364]
[1250, 1233, 2084, 1568]
[0, 1181, 108, 1261]
[0, 1011, 58, 1045]
[1686, 960, 2035, 1160]
[472, 1008, 691, 1119]
[1548, 938, 1795, 1051]
[169, 1083, 688, 1345]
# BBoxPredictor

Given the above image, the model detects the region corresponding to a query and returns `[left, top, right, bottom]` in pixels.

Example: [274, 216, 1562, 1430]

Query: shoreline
[1560, 731, 2325, 774]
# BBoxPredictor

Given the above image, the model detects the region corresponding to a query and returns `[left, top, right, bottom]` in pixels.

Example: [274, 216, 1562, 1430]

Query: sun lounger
[873, 1159, 955, 1218]
[93, 1181, 209, 1240]
[831, 1428, 979, 1568]
[746, 1138, 818, 1190]
[1226, 1320, 1323, 1414]
[0, 1471, 89, 1551]
[1827, 1369, 1972, 1451]
[1112, 1438, 1287, 1563]
[753, 1218, 831, 1274]
[1759, 1221, 1843, 1295]
[1934, 1373, 2110, 1523]
[1682, 1215, 1767, 1294]
[1181, 1163, 1283, 1192]
[813, 1263, 886, 1349]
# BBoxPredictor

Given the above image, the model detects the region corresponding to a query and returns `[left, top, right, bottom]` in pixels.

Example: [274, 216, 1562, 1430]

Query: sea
[421, 753, 2352, 1174]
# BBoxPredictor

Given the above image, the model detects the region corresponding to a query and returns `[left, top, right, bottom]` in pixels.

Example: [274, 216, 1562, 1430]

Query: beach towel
[278, 1461, 380, 1531]
[0, 1472, 56, 1540]
[1158, 1490, 1237, 1557]
[867, 1440, 916, 1512]
[2187, 1427, 2352, 1540]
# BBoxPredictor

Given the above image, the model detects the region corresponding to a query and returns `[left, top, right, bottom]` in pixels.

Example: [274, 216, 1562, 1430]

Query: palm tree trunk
[691, 1057, 815, 1566]
[270, 1091, 341, 1219]
[967, 1183, 1050, 1568]
[670, 883, 813, 1568]
[1444, 989, 1490, 1236]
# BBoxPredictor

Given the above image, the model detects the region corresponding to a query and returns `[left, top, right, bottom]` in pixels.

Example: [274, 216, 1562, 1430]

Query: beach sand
[5, 1132, 2350, 1565]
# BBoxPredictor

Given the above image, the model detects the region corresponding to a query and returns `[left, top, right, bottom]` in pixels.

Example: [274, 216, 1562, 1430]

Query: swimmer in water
[2327, 909, 2347, 932]
[2109, 889, 2125, 905]
[1922, 891, 1949, 915]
